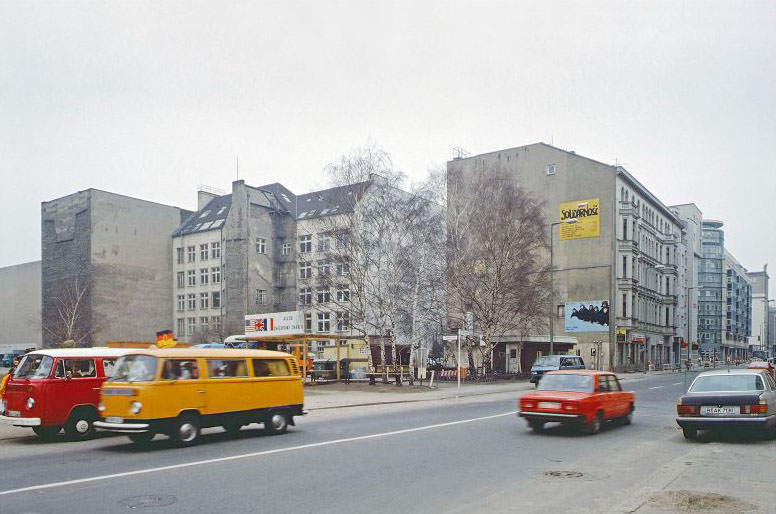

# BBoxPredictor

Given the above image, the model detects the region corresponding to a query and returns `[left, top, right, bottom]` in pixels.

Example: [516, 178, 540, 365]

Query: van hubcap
[271, 414, 285, 430]
[179, 423, 196, 441]
[75, 420, 90, 433]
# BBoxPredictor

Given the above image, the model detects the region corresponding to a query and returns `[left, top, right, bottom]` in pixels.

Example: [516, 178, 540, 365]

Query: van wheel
[128, 432, 155, 444]
[64, 409, 96, 440]
[264, 411, 288, 435]
[33, 426, 61, 439]
[170, 414, 200, 447]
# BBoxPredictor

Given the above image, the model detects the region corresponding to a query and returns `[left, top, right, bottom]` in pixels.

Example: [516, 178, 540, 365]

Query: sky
[0, 0, 774, 277]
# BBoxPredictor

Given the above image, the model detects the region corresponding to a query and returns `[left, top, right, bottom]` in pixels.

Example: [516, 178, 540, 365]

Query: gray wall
[0, 261, 41, 346]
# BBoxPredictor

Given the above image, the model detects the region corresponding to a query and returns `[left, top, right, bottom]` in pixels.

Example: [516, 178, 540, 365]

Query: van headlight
[129, 401, 142, 415]
[98, 402, 105, 412]
[26, 397, 35, 410]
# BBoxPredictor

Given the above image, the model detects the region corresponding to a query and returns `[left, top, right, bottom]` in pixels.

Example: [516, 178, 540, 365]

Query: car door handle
[197, 390, 205, 394]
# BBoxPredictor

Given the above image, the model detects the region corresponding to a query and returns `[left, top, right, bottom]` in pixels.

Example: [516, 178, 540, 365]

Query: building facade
[723, 251, 752, 360]
[448, 143, 683, 372]
[747, 266, 770, 358]
[669, 204, 703, 362]
[0, 260, 41, 347]
[41, 189, 190, 345]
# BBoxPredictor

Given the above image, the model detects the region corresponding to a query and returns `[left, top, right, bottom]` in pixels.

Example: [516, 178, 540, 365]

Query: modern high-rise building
[723, 251, 752, 360]
[698, 220, 725, 358]
[747, 266, 770, 358]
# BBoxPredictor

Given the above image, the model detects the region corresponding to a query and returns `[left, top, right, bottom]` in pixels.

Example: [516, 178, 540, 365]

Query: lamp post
[549, 222, 560, 356]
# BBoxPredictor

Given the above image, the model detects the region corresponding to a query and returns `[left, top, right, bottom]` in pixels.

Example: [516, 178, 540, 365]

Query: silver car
[676, 368, 776, 439]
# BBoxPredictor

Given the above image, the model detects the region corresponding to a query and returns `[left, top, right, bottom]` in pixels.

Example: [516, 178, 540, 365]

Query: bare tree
[446, 165, 551, 376]
[42, 276, 96, 347]
[316, 145, 445, 384]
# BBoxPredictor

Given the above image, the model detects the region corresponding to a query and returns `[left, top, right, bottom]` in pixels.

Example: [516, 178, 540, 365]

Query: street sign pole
[457, 329, 461, 396]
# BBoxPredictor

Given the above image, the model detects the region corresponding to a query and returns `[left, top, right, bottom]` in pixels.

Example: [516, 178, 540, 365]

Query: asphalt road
[0, 371, 774, 514]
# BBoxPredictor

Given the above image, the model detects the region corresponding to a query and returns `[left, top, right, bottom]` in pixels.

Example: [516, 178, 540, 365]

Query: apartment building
[448, 142, 684, 371]
[723, 251, 752, 359]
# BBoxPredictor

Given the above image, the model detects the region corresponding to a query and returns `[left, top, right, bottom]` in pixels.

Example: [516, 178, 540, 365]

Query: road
[0, 371, 773, 514]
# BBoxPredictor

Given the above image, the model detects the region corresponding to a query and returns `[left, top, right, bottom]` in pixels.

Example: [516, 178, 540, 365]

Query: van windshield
[110, 355, 157, 382]
[533, 356, 559, 367]
[13, 355, 54, 380]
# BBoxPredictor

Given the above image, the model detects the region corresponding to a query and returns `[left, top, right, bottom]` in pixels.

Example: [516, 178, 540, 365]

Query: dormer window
[545, 164, 556, 176]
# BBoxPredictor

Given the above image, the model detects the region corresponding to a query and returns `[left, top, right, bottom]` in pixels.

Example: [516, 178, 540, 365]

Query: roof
[694, 368, 766, 376]
[172, 194, 232, 237]
[296, 182, 370, 220]
[257, 182, 298, 217]
[122, 348, 294, 359]
[27, 348, 135, 358]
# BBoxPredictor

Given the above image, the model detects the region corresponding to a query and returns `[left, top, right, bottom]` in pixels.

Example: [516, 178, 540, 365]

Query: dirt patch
[544, 470, 584, 479]
[648, 490, 756, 513]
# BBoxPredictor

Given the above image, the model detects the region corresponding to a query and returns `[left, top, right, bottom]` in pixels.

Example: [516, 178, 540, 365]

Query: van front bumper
[94, 420, 151, 433]
[0, 414, 41, 427]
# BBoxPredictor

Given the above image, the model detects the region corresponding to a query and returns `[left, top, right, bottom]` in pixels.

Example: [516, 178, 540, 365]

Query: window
[317, 233, 331, 252]
[336, 311, 350, 332]
[103, 358, 117, 377]
[255, 237, 266, 254]
[200, 316, 209, 330]
[187, 270, 196, 287]
[187, 294, 196, 310]
[200, 244, 209, 261]
[187, 317, 196, 336]
[200, 268, 209, 285]
[304, 312, 312, 333]
[211, 242, 221, 259]
[256, 289, 267, 306]
[666, 307, 670, 327]
[162, 359, 199, 380]
[176, 295, 185, 312]
[336, 231, 350, 249]
[317, 288, 331, 303]
[282, 242, 291, 256]
[299, 288, 312, 305]
[211, 266, 221, 284]
[336, 287, 350, 303]
[299, 261, 312, 279]
[176, 318, 185, 337]
[299, 234, 312, 253]
[200, 292, 209, 310]
[622, 294, 627, 318]
[187, 245, 196, 263]
[176, 247, 184, 265]
[212, 291, 221, 308]
[622, 218, 628, 240]
[545, 164, 556, 176]
[211, 315, 221, 331]
[317, 312, 330, 332]
[207, 359, 248, 378]
[622, 256, 627, 278]
[317, 260, 330, 277]
[177, 271, 185, 289]
[56, 359, 96, 379]
[252, 359, 290, 377]
[336, 261, 350, 276]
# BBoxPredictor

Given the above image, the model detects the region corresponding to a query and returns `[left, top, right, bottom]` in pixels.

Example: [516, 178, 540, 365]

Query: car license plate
[538, 402, 561, 409]
[8, 410, 20, 417]
[105, 416, 124, 424]
[700, 406, 740, 416]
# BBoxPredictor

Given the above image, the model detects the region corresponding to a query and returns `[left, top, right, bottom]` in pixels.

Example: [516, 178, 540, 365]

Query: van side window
[207, 359, 248, 378]
[597, 376, 610, 392]
[162, 359, 200, 380]
[57, 359, 96, 378]
[253, 359, 291, 377]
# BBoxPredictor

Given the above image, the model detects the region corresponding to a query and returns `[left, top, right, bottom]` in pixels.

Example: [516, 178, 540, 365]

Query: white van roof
[26, 348, 135, 358]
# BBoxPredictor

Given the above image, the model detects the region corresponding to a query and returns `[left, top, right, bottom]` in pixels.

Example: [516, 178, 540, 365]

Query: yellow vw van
[94, 348, 303, 446]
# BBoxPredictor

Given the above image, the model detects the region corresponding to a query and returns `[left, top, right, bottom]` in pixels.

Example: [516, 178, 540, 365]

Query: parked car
[529, 355, 585, 385]
[676, 368, 776, 439]
[747, 360, 776, 381]
[518, 370, 634, 434]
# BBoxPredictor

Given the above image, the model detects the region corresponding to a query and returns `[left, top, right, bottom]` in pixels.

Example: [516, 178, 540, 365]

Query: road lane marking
[0, 411, 516, 497]
[648, 386, 664, 389]
[673, 382, 682, 386]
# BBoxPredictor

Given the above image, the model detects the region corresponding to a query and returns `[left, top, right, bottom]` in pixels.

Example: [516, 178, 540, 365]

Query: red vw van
[0, 348, 131, 439]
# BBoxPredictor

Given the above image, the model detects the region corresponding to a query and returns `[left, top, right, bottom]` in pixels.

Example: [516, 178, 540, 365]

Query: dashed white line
[672, 382, 682, 386]
[648, 386, 664, 389]
[0, 411, 515, 497]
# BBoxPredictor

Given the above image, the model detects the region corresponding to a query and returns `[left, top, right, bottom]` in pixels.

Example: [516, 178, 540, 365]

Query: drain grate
[544, 470, 584, 478]
[119, 495, 178, 509]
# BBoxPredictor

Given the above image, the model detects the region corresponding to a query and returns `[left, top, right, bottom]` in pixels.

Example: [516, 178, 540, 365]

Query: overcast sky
[1, 0, 774, 279]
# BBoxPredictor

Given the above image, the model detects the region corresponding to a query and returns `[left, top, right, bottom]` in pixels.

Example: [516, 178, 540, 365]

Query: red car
[0, 348, 131, 439]
[518, 370, 635, 434]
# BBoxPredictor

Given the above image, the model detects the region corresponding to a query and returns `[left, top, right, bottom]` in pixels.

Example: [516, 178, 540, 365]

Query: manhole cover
[544, 470, 584, 478]
[119, 495, 178, 509]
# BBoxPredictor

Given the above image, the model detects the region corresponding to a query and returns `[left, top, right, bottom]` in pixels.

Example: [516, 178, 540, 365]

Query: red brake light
[743, 404, 768, 415]
[677, 404, 699, 416]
